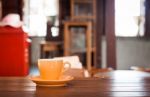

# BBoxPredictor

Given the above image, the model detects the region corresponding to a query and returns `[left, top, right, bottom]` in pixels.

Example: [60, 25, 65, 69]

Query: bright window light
[51, 27, 59, 37]
[23, 0, 59, 36]
[115, 0, 145, 37]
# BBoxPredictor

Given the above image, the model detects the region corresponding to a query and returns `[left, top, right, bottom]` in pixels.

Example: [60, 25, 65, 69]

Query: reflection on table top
[0, 70, 150, 97]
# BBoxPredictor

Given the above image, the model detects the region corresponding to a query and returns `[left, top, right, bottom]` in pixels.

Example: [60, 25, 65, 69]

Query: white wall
[116, 37, 150, 69]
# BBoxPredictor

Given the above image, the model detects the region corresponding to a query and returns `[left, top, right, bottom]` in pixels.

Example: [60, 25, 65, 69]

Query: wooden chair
[63, 21, 92, 71]
[130, 66, 150, 72]
[40, 41, 62, 58]
[54, 56, 89, 78]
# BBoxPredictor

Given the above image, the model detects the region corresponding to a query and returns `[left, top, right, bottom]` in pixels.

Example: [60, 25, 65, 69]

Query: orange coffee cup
[38, 59, 71, 80]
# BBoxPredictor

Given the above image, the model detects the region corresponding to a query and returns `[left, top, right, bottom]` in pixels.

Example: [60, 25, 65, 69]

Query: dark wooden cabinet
[59, 0, 97, 69]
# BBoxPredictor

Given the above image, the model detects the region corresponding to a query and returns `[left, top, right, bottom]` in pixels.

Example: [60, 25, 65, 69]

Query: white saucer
[30, 75, 74, 87]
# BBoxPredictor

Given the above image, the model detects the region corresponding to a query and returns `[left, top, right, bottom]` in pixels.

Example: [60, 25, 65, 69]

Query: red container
[0, 26, 29, 76]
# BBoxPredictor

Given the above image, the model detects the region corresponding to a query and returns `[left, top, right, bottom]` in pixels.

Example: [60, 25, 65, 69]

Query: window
[115, 0, 145, 37]
[23, 0, 59, 36]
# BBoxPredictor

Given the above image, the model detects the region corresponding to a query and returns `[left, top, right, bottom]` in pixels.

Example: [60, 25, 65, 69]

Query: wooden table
[0, 70, 150, 97]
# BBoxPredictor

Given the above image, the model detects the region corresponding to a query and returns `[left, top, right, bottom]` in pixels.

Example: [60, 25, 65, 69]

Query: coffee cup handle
[63, 61, 71, 72]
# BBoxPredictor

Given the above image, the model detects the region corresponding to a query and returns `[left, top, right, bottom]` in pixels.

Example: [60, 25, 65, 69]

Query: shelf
[71, 0, 96, 20]
[60, 0, 97, 70]
[71, 16, 95, 20]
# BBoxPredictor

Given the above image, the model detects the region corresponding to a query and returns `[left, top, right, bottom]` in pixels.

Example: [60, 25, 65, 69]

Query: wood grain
[0, 70, 150, 97]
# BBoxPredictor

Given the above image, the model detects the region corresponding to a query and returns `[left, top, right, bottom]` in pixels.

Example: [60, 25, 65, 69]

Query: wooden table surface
[0, 70, 150, 97]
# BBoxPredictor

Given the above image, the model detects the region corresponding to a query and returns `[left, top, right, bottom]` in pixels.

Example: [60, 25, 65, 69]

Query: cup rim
[38, 59, 63, 62]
